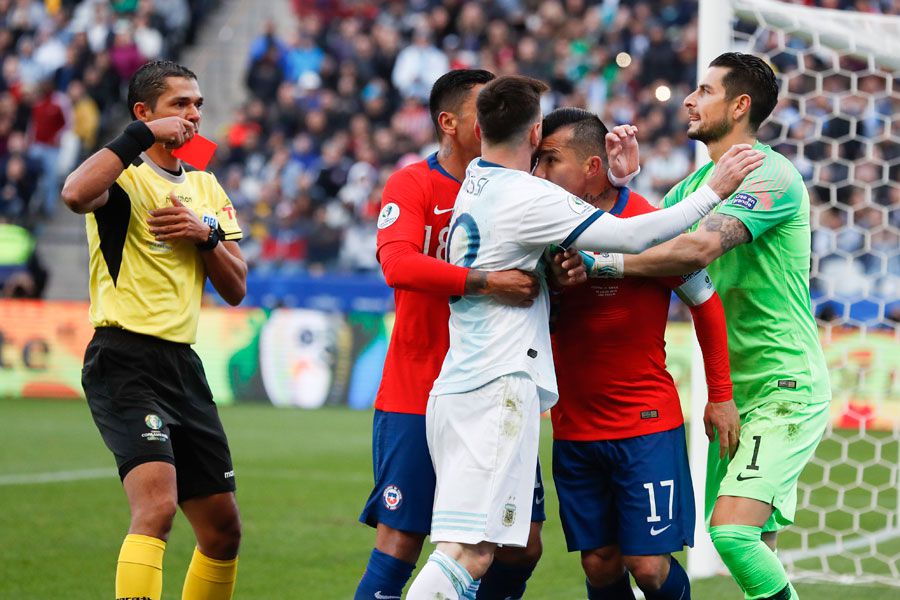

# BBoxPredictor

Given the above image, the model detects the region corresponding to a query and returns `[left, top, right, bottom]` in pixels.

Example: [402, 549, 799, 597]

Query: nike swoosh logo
[736, 473, 762, 481]
[433, 206, 454, 215]
[650, 524, 672, 536]
[374, 593, 401, 599]
[535, 495, 544, 505]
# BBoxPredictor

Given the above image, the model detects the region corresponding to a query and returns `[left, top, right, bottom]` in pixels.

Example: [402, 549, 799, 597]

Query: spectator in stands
[151, 0, 191, 57]
[283, 31, 324, 83]
[133, 11, 164, 60]
[0, 219, 45, 297]
[391, 26, 449, 102]
[67, 78, 99, 156]
[16, 35, 44, 87]
[246, 44, 284, 104]
[215, 0, 897, 317]
[8, 0, 46, 37]
[53, 40, 88, 92]
[640, 135, 691, 199]
[305, 205, 342, 272]
[248, 18, 286, 67]
[109, 22, 145, 80]
[27, 78, 68, 216]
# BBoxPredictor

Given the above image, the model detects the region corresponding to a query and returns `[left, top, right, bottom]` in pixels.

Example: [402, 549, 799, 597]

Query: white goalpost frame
[689, 0, 900, 586]
[686, 0, 733, 581]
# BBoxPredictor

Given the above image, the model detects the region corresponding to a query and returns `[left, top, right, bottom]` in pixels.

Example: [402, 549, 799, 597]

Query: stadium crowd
[0, 0, 219, 296]
[216, 0, 898, 323]
[1, 0, 896, 315]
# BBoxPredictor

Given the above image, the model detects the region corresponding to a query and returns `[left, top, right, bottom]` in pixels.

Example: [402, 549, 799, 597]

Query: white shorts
[426, 373, 541, 547]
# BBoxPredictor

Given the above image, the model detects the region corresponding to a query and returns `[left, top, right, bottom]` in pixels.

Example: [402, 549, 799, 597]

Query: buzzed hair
[476, 75, 549, 145]
[429, 69, 496, 139]
[542, 107, 609, 163]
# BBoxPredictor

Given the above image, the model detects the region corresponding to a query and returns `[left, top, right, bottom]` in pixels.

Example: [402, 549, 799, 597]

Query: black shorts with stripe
[82, 327, 236, 501]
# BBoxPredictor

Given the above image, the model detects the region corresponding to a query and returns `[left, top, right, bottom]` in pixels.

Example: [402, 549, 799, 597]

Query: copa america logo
[382, 485, 403, 511]
[145, 414, 163, 430]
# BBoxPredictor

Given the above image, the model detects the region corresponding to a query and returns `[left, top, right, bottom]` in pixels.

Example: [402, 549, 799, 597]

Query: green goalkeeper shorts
[705, 399, 830, 532]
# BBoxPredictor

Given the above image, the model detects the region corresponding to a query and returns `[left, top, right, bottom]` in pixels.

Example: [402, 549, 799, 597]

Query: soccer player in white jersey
[405, 75, 765, 599]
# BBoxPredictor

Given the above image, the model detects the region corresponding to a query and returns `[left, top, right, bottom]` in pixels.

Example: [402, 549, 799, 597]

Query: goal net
[688, 0, 900, 587]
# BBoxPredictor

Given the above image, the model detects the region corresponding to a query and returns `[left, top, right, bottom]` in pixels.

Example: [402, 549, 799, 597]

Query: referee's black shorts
[82, 327, 236, 501]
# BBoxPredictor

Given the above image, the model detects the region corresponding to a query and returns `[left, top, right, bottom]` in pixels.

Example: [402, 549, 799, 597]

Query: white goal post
[688, 0, 900, 587]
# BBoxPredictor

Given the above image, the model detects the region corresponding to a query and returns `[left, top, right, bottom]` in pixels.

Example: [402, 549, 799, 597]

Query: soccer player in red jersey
[355, 70, 546, 600]
[534, 108, 740, 600]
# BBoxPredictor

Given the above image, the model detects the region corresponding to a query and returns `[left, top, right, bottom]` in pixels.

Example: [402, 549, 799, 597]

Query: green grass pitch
[0, 398, 895, 598]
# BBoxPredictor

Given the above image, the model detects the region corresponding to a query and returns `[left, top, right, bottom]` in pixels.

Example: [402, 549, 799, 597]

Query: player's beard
[688, 115, 732, 144]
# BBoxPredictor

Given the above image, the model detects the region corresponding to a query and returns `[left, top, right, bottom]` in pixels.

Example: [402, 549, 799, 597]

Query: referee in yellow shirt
[62, 60, 246, 600]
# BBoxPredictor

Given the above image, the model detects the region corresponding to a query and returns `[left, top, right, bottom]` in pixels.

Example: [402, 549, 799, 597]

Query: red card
[172, 134, 217, 170]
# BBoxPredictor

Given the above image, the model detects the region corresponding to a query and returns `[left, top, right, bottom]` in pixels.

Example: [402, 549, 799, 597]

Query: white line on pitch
[0, 467, 116, 486]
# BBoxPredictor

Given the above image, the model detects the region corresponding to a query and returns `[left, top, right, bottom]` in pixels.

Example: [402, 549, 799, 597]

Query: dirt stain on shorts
[501, 391, 523, 439]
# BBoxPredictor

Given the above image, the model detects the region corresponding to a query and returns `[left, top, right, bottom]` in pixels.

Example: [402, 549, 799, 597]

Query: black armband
[104, 120, 156, 166]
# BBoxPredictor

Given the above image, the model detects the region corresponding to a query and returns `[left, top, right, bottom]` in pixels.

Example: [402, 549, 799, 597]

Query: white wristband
[692, 184, 723, 211]
[607, 165, 640, 187]
[589, 252, 624, 279]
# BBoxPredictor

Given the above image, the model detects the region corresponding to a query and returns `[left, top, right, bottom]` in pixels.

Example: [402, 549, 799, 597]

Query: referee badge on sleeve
[202, 214, 219, 229]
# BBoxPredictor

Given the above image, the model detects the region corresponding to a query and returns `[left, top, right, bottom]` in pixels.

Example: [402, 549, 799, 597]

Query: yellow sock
[116, 533, 166, 600]
[181, 547, 238, 600]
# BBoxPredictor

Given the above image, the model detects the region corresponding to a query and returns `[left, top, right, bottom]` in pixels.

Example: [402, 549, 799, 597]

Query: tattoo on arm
[701, 214, 751, 253]
[464, 269, 489, 295]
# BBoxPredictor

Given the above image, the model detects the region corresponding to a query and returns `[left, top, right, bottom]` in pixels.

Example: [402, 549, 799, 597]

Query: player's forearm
[572, 185, 721, 255]
[379, 241, 468, 296]
[203, 242, 247, 306]
[688, 293, 733, 403]
[63, 121, 157, 214]
[61, 149, 124, 213]
[622, 234, 715, 277]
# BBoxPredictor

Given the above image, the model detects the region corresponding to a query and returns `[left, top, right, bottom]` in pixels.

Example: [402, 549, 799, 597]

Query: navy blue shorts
[360, 410, 545, 535]
[553, 425, 694, 555]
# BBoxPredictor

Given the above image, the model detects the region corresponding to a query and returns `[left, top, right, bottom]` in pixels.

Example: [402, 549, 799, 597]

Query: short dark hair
[709, 52, 779, 132]
[476, 75, 549, 145]
[429, 69, 496, 138]
[127, 60, 197, 119]
[542, 107, 609, 163]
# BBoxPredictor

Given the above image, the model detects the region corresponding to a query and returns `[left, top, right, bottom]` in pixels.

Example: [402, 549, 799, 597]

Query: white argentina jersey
[430, 158, 603, 412]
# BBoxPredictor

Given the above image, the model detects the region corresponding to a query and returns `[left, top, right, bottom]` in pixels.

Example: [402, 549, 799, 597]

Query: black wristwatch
[197, 225, 222, 251]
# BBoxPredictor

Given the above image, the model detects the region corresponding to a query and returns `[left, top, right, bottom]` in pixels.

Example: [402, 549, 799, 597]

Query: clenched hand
[147, 191, 209, 244]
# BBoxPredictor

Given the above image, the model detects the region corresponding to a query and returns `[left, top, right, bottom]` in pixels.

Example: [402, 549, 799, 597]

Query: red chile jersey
[374, 153, 470, 415]
[551, 188, 732, 441]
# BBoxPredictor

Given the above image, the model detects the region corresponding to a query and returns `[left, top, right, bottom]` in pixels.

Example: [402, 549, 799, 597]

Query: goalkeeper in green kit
[564, 52, 831, 599]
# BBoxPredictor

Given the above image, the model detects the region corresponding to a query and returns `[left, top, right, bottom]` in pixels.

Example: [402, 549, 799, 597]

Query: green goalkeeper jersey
[663, 141, 831, 412]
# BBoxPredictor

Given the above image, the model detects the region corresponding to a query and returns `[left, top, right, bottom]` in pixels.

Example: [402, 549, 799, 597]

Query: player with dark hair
[355, 69, 548, 600]
[534, 107, 737, 600]
[406, 75, 763, 599]
[577, 52, 831, 599]
[61, 60, 245, 600]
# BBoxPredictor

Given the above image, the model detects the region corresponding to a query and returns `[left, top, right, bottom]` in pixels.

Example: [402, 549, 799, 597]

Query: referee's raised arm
[62, 116, 195, 214]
